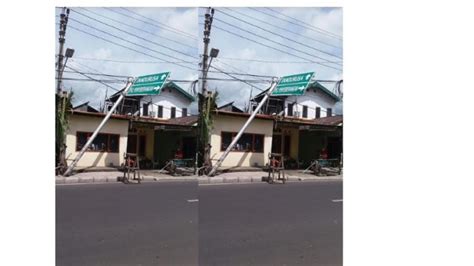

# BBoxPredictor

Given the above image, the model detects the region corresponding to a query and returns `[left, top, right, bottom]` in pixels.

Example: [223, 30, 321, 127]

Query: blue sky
[56, 7, 342, 114]
[200, 7, 343, 113]
[56, 7, 199, 113]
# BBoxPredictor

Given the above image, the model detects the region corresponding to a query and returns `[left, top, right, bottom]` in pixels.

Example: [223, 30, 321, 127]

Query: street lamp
[206, 48, 219, 73]
[210, 48, 219, 58]
[57, 48, 74, 94]
[65, 48, 74, 58]
[61, 48, 75, 76]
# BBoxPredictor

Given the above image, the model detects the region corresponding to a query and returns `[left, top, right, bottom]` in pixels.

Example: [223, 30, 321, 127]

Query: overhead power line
[211, 24, 342, 71]
[217, 57, 342, 64]
[65, 67, 199, 84]
[212, 58, 264, 86]
[69, 60, 125, 82]
[68, 58, 335, 84]
[265, 7, 342, 39]
[63, 76, 199, 85]
[63, 75, 270, 84]
[213, 17, 341, 66]
[213, 58, 250, 74]
[67, 23, 197, 71]
[206, 77, 271, 83]
[63, 69, 131, 79]
[215, 8, 342, 60]
[65, 67, 338, 85]
[209, 65, 271, 92]
[67, 62, 199, 85]
[70, 9, 198, 60]
[66, 56, 343, 64]
[221, 7, 341, 50]
[64, 67, 273, 83]
[66, 65, 122, 92]
[250, 8, 342, 41]
[63, 75, 271, 84]
[104, 7, 197, 41]
[60, 77, 126, 84]
[120, 7, 197, 40]
[67, 17, 196, 64]
[69, 56, 292, 80]
[78, 7, 197, 51]
[207, 69, 275, 79]
[72, 57, 193, 64]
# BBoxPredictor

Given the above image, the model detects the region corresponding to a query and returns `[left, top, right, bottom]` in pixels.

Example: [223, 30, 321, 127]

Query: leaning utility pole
[57, 7, 70, 95]
[208, 79, 279, 176]
[63, 79, 134, 176]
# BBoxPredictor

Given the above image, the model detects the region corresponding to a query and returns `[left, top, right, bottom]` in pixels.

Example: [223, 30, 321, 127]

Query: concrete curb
[64, 177, 78, 184]
[56, 173, 342, 185]
[238, 176, 252, 183]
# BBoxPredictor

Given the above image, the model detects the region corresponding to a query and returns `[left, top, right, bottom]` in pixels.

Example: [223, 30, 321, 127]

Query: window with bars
[316, 107, 321, 118]
[182, 108, 187, 117]
[171, 107, 176, 118]
[327, 108, 332, 117]
[302, 105, 308, 118]
[220, 132, 264, 153]
[142, 103, 149, 116]
[287, 103, 294, 116]
[158, 105, 163, 118]
[76, 132, 119, 153]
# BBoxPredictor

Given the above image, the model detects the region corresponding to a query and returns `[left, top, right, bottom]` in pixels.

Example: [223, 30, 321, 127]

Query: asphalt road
[56, 182, 198, 266]
[57, 180, 342, 266]
[199, 181, 343, 266]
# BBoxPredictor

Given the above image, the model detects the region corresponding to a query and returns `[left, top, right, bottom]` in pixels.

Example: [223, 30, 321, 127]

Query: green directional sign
[272, 72, 315, 96]
[127, 72, 170, 96]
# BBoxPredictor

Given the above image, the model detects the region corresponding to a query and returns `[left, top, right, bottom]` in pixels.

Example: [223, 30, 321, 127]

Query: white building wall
[65, 114, 129, 167]
[138, 88, 192, 119]
[210, 115, 274, 167]
[284, 89, 338, 119]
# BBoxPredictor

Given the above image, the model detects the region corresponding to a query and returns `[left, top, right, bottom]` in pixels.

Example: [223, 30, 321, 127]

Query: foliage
[56, 92, 73, 173]
[198, 91, 218, 172]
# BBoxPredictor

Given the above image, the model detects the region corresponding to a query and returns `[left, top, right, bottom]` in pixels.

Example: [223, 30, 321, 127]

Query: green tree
[198, 91, 218, 175]
[56, 92, 73, 175]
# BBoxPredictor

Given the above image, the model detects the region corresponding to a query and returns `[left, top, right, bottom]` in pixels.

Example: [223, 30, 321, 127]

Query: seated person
[126, 156, 135, 167]
[174, 148, 184, 159]
[319, 147, 328, 160]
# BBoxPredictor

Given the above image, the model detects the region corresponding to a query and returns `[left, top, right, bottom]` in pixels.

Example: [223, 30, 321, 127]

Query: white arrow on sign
[305, 74, 311, 80]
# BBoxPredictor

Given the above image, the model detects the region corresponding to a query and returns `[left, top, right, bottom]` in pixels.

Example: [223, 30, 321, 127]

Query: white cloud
[310, 8, 343, 37]
[201, 7, 343, 110]
[57, 7, 198, 109]
[166, 8, 198, 38]
[57, 7, 342, 113]
[92, 48, 113, 59]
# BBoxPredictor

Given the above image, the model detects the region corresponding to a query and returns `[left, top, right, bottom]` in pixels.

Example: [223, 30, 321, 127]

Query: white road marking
[332, 199, 343, 202]
[187, 199, 199, 203]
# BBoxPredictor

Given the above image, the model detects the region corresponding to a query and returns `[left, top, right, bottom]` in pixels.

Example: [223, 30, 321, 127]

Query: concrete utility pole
[57, 7, 70, 95]
[201, 7, 214, 95]
[208, 79, 279, 176]
[63, 79, 134, 176]
[198, 7, 216, 174]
